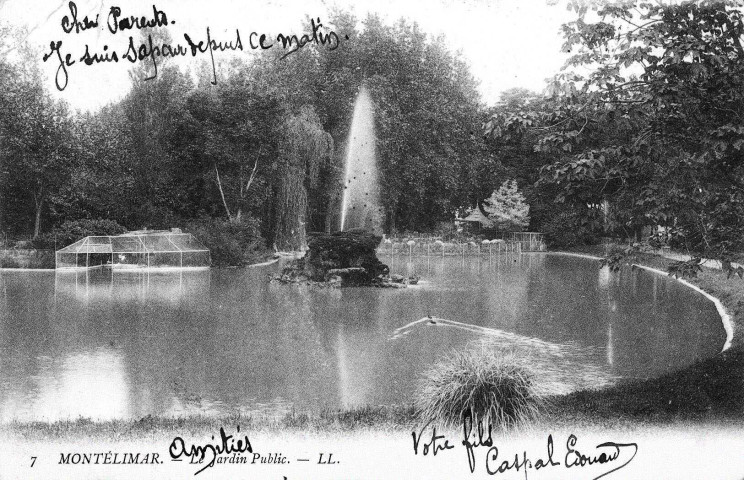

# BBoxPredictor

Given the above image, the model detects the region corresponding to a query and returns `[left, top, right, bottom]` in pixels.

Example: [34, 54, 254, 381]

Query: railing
[377, 239, 546, 257]
[502, 232, 545, 243]
[384, 233, 445, 243]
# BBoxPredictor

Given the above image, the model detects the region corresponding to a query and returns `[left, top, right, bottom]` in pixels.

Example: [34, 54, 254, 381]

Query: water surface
[0, 254, 725, 422]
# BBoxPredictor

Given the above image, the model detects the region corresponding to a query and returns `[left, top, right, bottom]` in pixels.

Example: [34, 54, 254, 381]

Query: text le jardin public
[43, 2, 346, 92]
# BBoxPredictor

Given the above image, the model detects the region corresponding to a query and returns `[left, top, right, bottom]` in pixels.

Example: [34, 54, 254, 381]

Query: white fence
[377, 238, 545, 257]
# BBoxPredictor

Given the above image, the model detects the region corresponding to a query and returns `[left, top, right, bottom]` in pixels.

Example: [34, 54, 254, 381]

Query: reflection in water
[53, 268, 209, 304]
[393, 316, 617, 395]
[607, 323, 614, 367]
[1, 348, 129, 423]
[598, 266, 614, 366]
[0, 254, 726, 422]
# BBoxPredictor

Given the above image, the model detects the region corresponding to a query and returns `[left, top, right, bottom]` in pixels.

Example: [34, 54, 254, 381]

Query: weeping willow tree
[274, 105, 333, 251]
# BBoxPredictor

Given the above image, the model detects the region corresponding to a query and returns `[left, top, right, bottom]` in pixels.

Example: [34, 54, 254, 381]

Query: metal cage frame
[55, 232, 211, 270]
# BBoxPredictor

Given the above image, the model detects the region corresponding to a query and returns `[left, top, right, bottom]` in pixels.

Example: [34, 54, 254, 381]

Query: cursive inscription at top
[42, 2, 347, 91]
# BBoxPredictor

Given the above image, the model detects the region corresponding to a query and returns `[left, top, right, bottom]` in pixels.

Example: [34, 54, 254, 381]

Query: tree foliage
[274, 105, 334, 251]
[0, 27, 76, 238]
[482, 180, 530, 231]
[486, 0, 744, 259]
[1, 13, 492, 251]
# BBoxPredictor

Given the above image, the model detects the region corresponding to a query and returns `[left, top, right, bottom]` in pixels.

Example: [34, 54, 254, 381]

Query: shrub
[0, 250, 55, 268]
[185, 217, 268, 267]
[433, 221, 456, 237]
[0, 255, 21, 268]
[415, 349, 542, 429]
[599, 243, 641, 272]
[540, 210, 599, 249]
[33, 218, 126, 249]
[667, 258, 703, 279]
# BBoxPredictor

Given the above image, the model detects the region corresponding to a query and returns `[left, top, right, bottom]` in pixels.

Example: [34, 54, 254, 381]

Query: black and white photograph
[0, 0, 743, 478]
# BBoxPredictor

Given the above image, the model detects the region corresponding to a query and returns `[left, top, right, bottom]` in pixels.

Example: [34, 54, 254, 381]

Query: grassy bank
[0, 407, 418, 440]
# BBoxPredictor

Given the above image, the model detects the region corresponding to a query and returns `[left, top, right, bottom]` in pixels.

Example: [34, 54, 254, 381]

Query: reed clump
[415, 349, 543, 428]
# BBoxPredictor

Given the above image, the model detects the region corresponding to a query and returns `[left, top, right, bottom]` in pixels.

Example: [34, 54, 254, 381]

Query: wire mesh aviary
[55, 230, 210, 269]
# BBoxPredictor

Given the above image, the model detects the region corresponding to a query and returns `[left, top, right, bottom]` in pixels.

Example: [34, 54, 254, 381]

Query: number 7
[30, 457, 37, 467]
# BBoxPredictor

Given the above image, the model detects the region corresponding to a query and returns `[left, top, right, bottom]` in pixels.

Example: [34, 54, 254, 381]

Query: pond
[0, 253, 725, 422]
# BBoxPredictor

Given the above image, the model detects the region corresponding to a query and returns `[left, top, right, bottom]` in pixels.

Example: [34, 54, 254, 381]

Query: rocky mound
[275, 229, 417, 287]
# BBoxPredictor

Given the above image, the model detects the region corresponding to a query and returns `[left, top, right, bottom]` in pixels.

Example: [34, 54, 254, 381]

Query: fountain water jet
[272, 86, 415, 287]
[340, 86, 383, 233]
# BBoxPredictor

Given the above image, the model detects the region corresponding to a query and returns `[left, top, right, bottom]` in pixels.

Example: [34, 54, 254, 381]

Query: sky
[0, 0, 575, 111]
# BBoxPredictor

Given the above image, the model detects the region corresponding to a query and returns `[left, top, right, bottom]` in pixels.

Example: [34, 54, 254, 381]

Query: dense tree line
[3, 2, 743, 264]
[0, 12, 495, 257]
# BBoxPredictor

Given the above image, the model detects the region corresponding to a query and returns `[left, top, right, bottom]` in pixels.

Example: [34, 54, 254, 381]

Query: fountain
[340, 86, 383, 234]
[273, 86, 418, 287]
[272, 228, 416, 287]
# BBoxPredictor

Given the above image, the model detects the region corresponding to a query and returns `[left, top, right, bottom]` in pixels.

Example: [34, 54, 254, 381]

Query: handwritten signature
[412, 411, 638, 479]
[169, 425, 253, 475]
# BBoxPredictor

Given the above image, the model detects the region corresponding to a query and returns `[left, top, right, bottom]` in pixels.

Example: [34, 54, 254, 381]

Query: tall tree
[0, 24, 75, 238]
[273, 105, 333, 251]
[177, 81, 283, 225]
[333, 15, 487, 233]
[119, 29, 193, 228]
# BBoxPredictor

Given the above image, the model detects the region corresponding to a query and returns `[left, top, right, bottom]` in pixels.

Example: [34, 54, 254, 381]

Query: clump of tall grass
[415, 349, 543, 429]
